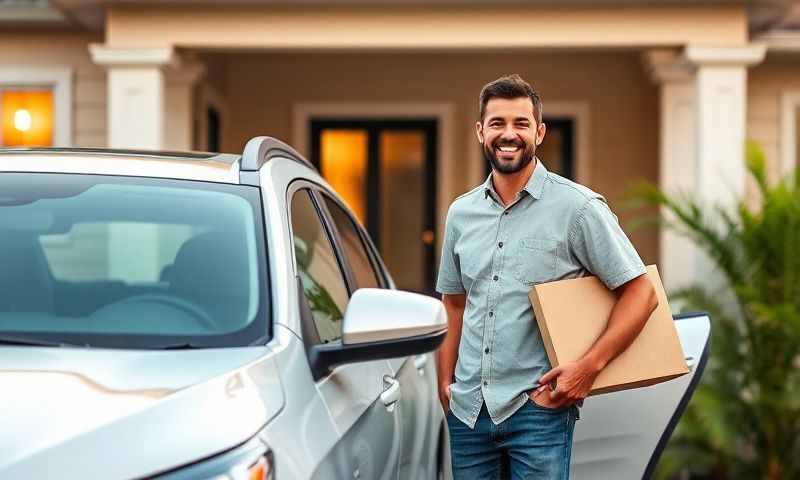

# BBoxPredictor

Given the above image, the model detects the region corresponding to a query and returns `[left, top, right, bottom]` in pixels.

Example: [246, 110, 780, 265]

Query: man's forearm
[437, 294, 465, 386]
[581, 274, 658, 373]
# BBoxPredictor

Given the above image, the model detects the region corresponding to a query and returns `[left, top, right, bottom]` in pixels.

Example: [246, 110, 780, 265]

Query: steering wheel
[108, 294, 216, 330]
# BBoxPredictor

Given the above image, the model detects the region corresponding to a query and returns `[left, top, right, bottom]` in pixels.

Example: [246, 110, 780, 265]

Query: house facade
[1, 0, 798, 295]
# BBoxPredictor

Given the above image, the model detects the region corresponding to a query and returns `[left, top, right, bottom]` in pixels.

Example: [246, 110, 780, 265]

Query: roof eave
[756, 29, 800, 54]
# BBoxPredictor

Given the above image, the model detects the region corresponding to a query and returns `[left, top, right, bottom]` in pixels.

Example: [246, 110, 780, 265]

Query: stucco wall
[748, 58, 800, 182]
[0, 31, 106, 147]
[107, 4, 748, 49]
[218, 50, 660, 264]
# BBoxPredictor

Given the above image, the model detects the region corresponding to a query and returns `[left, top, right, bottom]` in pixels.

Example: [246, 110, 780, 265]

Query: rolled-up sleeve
[436, 206, 465, 294]
[568, 197, 646, 290]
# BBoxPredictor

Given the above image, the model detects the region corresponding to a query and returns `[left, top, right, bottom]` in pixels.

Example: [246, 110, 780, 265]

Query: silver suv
[0, 137, 710, 479]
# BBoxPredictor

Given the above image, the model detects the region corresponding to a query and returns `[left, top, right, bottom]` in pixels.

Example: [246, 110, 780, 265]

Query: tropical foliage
[631, 142, 800, 479]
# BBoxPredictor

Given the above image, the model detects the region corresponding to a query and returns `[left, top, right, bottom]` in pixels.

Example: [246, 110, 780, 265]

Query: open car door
[571, 312, 711, 480]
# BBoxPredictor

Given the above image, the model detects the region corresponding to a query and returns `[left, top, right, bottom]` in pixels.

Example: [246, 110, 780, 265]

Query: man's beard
[482, 139, 536, 174]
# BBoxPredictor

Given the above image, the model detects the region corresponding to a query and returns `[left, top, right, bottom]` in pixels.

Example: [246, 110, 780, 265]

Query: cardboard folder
[528, 265, 689, 396]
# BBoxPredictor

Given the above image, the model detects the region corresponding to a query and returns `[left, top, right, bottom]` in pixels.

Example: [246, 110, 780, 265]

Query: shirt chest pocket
[513, 237, 559, 286]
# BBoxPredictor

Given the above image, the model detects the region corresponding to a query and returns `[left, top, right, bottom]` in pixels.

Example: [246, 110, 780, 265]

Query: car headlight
[154, 436, 274, 480]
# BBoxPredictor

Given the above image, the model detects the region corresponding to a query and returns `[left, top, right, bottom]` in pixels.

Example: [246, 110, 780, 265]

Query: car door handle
[414, 354, 427, 374]
[381, 375, 401, 411]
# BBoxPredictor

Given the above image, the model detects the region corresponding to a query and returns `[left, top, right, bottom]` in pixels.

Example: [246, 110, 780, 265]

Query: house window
[781, 91, 800, 176]
[0, 88, 54, 147]
[795, 105, 800, 166]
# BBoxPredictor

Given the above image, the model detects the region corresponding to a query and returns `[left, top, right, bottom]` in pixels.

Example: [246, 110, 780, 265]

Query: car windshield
[0, 173, 269, 349]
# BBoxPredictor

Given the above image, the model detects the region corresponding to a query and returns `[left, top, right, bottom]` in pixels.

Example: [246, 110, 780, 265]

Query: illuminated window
[1, 89, 54, 147]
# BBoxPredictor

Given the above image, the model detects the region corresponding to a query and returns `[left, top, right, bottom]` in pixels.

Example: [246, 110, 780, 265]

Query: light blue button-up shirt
[436, 159, 646, 428]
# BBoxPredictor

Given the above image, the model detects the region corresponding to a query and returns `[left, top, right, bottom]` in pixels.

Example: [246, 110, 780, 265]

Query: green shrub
[631, 142, 800, 480]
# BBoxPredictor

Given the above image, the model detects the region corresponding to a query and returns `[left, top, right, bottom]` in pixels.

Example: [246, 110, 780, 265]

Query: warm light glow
[13, 109, 32, 132]
[320, 129, 368, 224]
[2, 90, 53, 147]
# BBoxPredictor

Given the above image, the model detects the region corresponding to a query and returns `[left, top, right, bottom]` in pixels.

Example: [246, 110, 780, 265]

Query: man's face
[476, 97, 546, 175]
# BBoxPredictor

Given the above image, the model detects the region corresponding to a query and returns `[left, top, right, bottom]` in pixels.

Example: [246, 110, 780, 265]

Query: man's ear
[475, 121, 484, 144]
[535, 122, 547, 146]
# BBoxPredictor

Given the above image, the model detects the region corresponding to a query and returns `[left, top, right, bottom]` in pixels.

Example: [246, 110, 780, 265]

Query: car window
[321, 194, 381, 290]
[290, 189, 349, 344]
[0, 173, 268, 349]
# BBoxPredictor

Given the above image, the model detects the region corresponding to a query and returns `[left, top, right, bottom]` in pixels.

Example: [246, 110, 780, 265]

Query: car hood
[0, 345, 284, 479]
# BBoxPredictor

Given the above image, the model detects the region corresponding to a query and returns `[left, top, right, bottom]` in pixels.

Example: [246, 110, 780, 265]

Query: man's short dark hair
[479, 74, 543, 124]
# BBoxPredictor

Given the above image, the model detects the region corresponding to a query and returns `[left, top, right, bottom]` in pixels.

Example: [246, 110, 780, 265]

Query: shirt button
[489, 311, 494, 317]
[498, 242, 503, 248]
[504, 211, 510, 215]
[493, 275, 499, 281]
[484, 347, 490, 354]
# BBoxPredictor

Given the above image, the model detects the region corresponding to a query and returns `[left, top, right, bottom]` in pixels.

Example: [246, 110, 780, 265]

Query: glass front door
[311, 119, 437, 294]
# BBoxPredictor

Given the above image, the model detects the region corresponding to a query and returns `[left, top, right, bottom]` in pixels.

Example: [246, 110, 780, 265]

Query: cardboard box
[528, 265, 689, 395]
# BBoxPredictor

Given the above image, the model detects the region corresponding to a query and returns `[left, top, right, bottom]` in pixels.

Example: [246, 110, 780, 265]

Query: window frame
[286, 182, 352, 346]
[0, 67, 73, 147]
[287, 180, 390, 350]
[781, 90, 800, 177]
[316, 189, 390, 290]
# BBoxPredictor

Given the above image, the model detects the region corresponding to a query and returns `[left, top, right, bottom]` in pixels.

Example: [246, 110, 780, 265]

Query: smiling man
[435, 74, 658, 479]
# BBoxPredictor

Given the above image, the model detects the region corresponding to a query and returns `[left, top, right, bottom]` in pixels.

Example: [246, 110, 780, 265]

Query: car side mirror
[308, 288, 447, 380]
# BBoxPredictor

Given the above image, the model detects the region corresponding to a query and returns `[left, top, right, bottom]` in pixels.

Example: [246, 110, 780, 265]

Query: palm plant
[630, 142, 800, 479]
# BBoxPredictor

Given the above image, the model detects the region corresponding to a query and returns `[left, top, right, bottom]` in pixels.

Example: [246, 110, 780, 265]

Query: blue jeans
[447, 399, 578, 480]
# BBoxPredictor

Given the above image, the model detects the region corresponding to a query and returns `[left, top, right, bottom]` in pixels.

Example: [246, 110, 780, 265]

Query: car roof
[0, 137, 318, 184]
[0, 147, 240, 162]
[0, 147, 244, 183]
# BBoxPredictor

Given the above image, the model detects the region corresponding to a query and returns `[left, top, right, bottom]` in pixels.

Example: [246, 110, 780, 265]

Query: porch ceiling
[100, 3, 748, 50]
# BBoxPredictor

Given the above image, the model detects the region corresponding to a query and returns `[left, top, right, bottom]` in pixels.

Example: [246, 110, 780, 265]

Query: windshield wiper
[0, 334, 80, 347]
[160, 342, 206, 350]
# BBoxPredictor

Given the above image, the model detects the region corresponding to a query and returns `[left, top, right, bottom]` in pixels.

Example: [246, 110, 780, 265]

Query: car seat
[0, 231, 55, 313]
[169, 231, 252, 330]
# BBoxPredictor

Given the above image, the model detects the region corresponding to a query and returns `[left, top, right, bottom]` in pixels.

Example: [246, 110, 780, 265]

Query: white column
[89, 46, 205, 151]
[89, 47, 176, 150]
[684, 46, 765, 288]
[645, 45, 765, 295]
[643, 50, 698, 294]
[645, 45, 767, 298]
[684, 45, 766, 209]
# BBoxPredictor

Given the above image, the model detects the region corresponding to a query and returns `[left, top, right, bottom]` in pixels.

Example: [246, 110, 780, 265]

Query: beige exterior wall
[106, 4, 748, 49]
[0, 31, 106, 147]
[748, 58, 800, 182]
[216, 50, 660, 264]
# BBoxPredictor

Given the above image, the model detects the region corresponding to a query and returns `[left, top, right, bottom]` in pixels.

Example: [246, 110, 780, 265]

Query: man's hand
[439, 382, 452, 413]
[534, 358, 601, 408]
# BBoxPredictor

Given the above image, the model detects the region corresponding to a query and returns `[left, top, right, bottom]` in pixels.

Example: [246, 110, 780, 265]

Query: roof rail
[240, 136, 316, 172]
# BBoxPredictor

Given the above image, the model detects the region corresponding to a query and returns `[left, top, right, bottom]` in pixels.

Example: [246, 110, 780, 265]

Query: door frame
[308, 118, 438, 293]
[780, 90, 800, 177]
[293, 102, 455, 256]
[539, 101, 590, 185]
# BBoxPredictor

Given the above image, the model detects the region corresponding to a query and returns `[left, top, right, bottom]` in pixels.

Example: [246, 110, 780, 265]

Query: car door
[318, 191, 441, 479]
[386, 351, 439, 478]
[571, 312, 712, 480]
[288, 186, 401, 480]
